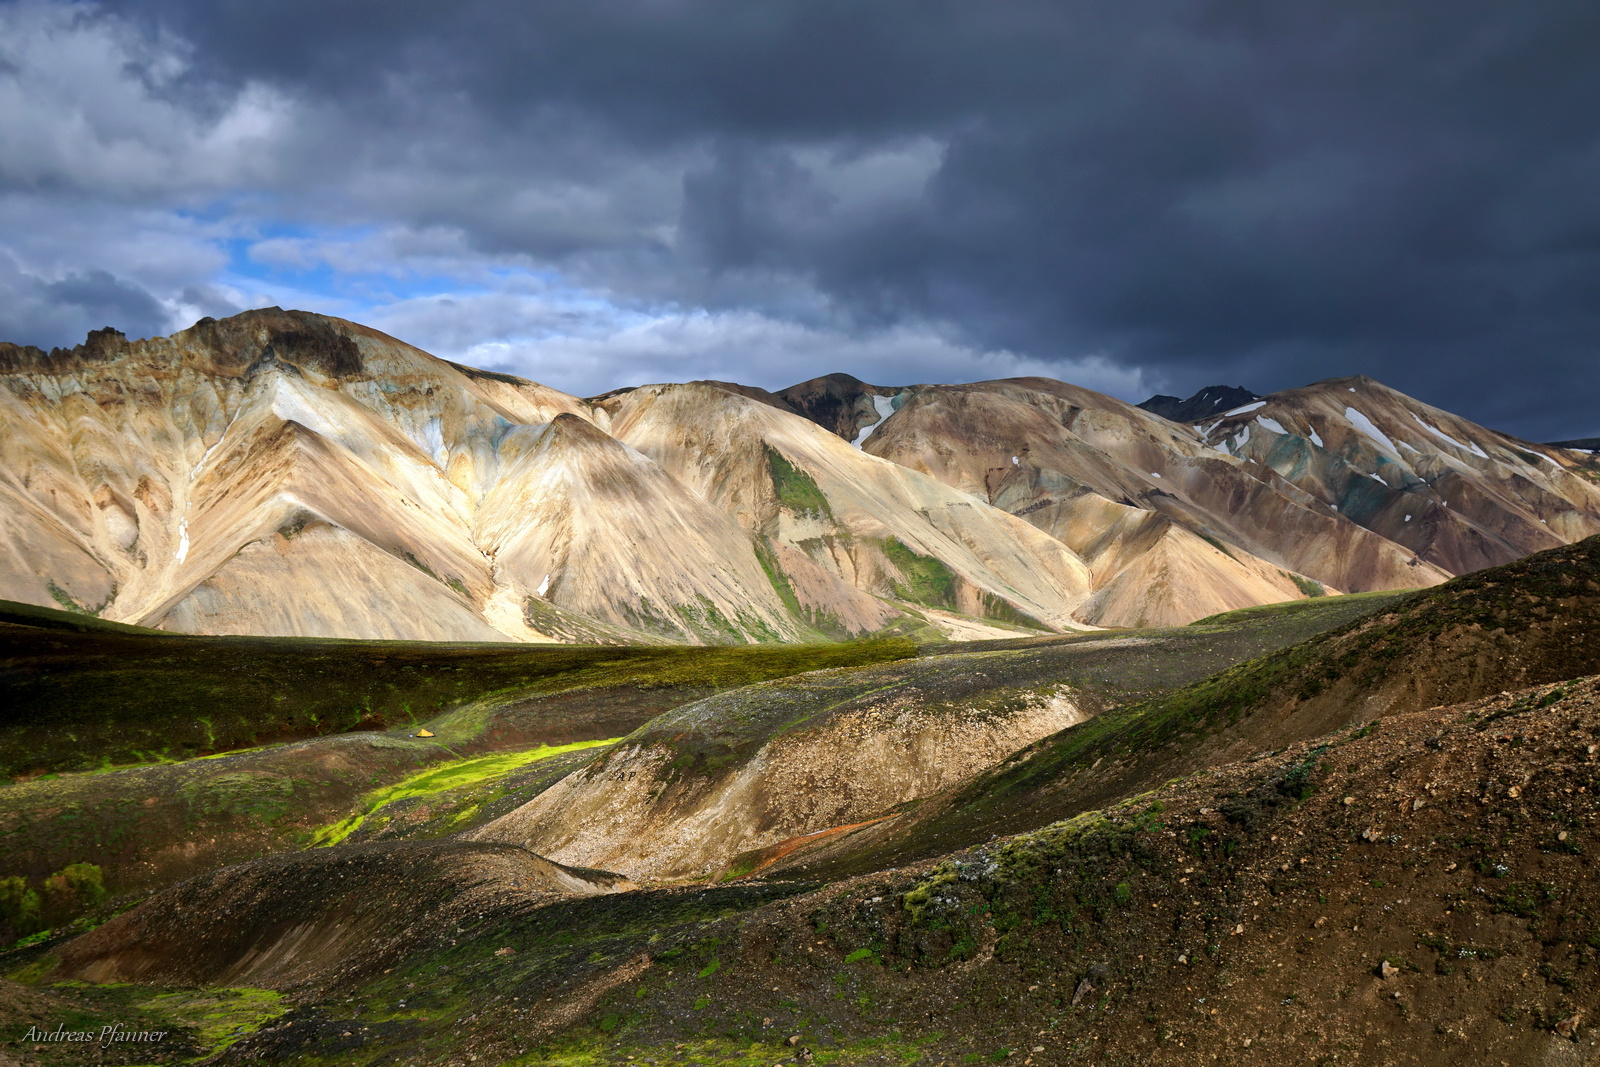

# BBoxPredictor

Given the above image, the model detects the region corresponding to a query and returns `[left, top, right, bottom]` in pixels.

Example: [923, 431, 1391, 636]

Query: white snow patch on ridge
[852, 394, 898, 447]
[1411, 412, 1488, 458]
[1344, 407, 1402, 458]
[1222, 401, 1267, 417]
[1308, 427, 1324, 447]
[1255, 416, 1288, 435]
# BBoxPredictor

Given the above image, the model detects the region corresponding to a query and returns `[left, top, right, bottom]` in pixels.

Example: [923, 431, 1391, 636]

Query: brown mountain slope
[1197, 374, 1600, 574]
[775, 371, 906, 442]
[858, 377, 1448, 625]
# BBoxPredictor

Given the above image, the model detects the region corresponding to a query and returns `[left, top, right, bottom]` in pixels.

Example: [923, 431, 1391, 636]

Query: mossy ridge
[0, 608, 922, 777]
[601, 588, 1393, 794]
[311, 738, 619, 847]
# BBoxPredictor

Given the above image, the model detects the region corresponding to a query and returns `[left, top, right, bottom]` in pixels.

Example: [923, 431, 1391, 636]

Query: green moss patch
[766, 445, 834, 520]
[311, 738, 619, 847]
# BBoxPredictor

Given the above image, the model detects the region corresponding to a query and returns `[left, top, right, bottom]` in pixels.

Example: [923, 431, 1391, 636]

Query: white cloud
[0, 1, 294, 196]
[363, 286, 1152, 400]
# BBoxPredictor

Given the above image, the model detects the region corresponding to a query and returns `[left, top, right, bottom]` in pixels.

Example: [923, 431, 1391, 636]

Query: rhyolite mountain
[2, 308, 1598, 642]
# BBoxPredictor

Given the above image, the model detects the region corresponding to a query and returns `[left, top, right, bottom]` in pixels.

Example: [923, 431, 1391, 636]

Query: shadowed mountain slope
[31, 676, 1600, 1066]
[53, 840, 632, 990]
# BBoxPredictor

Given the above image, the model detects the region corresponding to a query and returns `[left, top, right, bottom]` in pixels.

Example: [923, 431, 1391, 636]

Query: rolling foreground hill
[5, 537, 1598, 1065]
[4, 309, 1598, 641]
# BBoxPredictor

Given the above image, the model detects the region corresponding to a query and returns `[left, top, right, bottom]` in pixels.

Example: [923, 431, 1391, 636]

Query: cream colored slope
[1072, 515, 1324, 628]
[599, 382, 1094, 630]
[114, 378, 496, 632]
[158, 518, 506, 640]
[177, 310, 594, 507]
[476, 413, 804, 644]
[864, 379, 1440, 621]
[470, 670, 1089, 881]
[1199, 376, 1600, 574]
[0, 385, 120, 611]
[0, 311, 602, 637]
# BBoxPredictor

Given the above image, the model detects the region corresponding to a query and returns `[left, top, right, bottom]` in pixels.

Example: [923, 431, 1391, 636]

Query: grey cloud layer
[12, 0, 1600, 437]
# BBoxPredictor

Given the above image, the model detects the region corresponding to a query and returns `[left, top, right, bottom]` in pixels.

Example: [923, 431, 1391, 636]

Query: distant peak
[1138, 385, 1260, 423]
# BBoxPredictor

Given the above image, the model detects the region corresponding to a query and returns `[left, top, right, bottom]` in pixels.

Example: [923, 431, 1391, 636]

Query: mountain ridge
[2, 309, 1595, 642]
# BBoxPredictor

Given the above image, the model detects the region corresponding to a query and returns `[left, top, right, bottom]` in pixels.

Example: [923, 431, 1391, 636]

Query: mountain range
[2, 308, 1597, 643]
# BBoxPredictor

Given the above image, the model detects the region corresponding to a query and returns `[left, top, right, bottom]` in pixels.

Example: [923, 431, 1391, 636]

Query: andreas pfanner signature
[22, 1023, 170, 1049]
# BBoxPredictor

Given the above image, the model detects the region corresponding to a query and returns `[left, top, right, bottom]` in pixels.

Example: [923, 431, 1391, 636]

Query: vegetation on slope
[0, 598, 920, 779]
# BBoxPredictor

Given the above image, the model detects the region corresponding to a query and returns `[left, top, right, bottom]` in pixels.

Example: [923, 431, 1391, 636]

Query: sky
[1, 0, 1597, 439]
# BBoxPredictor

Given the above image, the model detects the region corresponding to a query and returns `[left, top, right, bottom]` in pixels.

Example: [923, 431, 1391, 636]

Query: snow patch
[1410, 412, 1488, 458]
[1150, 472, 1161, 478]
[1221, 401, 1267, 417]
[1011, 455, 1019, 466]
[1349, 387, 1356, 392]
[1308, 427, 1324, 447]
[1367, 472, 1389, 487]
[536, 574, 551, 597]
[851, 394, 898, 447]
[1405, 514, 1412, 522]
[1256, 416, 1288, 435]
[175, 519, 189, 563]
[1344, 407, 1402, 458]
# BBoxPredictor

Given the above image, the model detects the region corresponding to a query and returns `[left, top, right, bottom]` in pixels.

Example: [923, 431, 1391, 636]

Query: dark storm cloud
[56, 0, 1600, 435]
[0, 258, 169, 346]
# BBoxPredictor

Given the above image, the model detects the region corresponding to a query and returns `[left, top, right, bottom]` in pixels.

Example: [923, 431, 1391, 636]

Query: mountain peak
[1138, 385, 1260, 422]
